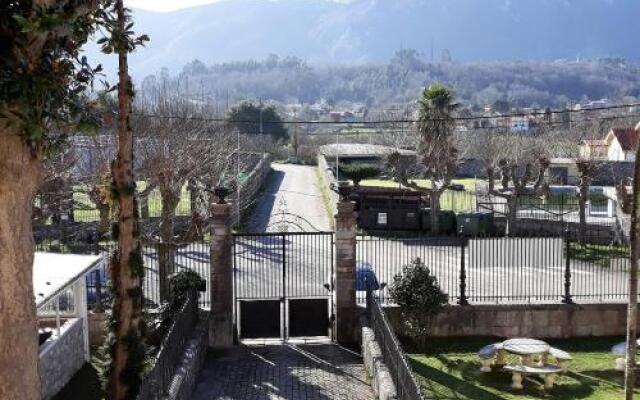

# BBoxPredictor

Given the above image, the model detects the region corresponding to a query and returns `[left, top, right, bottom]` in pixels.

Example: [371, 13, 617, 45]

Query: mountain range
[85, 0, 640, 78]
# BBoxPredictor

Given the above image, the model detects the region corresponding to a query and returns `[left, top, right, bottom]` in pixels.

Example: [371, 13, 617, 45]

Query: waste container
[457, 212, 495, 236]
[420, 208, 457, 234]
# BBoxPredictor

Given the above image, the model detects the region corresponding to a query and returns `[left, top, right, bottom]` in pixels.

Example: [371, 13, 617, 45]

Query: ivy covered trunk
[158, 188, 179, 302]
[0, 134, 42, 400]
[106, 2, 146, 398]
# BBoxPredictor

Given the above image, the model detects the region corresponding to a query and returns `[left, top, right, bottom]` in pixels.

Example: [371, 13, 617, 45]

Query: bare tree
[466, 130, 550, 235]
[135, 97, 233, 301]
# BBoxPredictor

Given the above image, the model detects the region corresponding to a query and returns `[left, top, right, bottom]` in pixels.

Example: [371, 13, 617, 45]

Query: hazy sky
[126, 0, 351, 12]
[126, 0, 222, 12]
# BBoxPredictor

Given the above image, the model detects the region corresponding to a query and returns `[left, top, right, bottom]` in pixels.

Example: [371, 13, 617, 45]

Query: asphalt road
[248, 164, 332, 233]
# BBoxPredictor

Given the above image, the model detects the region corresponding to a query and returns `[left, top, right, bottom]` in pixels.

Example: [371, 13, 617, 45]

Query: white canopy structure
[35, 252, 104, 400]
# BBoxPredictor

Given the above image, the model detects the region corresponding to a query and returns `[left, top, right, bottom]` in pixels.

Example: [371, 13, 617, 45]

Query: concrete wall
[385, 303, 638, 339]
[40, 318, 86, 400]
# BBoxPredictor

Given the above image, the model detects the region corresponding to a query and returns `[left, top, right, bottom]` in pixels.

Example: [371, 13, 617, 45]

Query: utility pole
[259, 98, 264, 136]
[293, 109, 299, 159]
[335, 129, 340, 181]
[236, 129, 240, 226]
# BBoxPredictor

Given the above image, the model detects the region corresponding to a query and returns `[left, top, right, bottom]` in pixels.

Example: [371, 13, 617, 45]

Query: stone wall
[361, 325, 397, 400]
[233, 152, 273, 223]
[317, 154, 339, 218]
[385, 303, 639, 339]
[167, 311, 210, 400]
[39, 318, 86, 400]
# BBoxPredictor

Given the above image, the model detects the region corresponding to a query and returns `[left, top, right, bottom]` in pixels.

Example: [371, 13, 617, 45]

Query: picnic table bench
[478, 338, 572, 390]
[503, 364, 563, 390]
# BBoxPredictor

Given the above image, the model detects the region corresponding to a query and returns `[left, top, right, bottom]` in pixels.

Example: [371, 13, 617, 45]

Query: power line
[130, 102, 640, 125]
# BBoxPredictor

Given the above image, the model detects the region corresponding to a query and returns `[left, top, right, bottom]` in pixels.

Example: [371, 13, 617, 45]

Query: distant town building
[605, 127, 638, 161]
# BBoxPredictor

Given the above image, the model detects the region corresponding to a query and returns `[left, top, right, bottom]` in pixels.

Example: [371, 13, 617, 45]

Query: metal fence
[357, 232, 630, 305]
[233, 232, 334, 301]
[37, 239, 212, 309]
[138, 291, 199, 400]
[370, 297, 425, 400]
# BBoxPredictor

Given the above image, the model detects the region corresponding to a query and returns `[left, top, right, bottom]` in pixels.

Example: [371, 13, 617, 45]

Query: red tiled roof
[611, 128, 639, 151]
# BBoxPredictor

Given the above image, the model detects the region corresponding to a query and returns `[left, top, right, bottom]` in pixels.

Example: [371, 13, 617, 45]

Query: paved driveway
[249, 164, 332, 232]
[191, 344, 375, 400]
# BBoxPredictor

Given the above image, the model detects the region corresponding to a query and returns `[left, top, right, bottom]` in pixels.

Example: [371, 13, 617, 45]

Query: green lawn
[569, 242, 630, 268]
[410, 337, 637, 400]
[361, 178, 480, 191]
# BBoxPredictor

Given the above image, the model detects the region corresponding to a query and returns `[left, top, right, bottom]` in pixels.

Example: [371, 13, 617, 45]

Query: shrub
[389, 257, 448, 345]
[340, 163, 381, 186]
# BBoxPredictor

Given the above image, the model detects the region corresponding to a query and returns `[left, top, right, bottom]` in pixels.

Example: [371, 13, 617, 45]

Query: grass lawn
[361, 178, 481, 191]
[569, 242, 630, 268]
[410, 337, 638, 400]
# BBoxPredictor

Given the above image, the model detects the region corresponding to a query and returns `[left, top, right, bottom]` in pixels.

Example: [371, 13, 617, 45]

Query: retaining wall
[40, 318, 86, 400]
[385, 303, 638, 339]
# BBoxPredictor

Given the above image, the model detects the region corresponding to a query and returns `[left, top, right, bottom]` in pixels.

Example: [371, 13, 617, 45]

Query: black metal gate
[233, 232, 334, 340]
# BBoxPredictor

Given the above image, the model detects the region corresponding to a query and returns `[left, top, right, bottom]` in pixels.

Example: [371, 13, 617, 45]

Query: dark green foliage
[227, 102, 289, 140]
[389, 257, 448, 343]
[0, 1, 111, 148]
[339, 163, 381, 186]
[169, 270, 206, 304]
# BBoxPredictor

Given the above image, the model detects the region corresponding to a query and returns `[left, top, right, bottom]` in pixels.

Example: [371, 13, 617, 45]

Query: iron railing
[357, 232, 630, 305]
[370, 297, 424, 400]
[37, 239, 212, 309]
[137, 291, 199, 400]
[233, 232, 334, 300]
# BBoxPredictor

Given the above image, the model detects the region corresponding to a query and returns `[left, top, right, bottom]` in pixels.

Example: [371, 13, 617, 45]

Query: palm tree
[392, 84, 458, 234]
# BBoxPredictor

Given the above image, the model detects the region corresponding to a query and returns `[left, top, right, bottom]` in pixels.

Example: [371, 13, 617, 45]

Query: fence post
[458, 238, 469, 305]
[562, 228, 574, 304]
[209, 201, 234, 348]
[335, 200, 357, 343]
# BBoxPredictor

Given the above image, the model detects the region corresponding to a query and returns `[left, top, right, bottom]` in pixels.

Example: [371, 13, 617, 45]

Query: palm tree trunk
[106, 1, 145, 398]
[0, 133, 42, 400]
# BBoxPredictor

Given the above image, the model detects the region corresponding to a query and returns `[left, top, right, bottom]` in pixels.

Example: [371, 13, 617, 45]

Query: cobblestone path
[192, 344, 375, 400]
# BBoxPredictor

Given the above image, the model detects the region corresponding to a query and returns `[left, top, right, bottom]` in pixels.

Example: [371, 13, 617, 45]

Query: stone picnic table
[611, 339, 640, 371]
[478, 338, 572, 390]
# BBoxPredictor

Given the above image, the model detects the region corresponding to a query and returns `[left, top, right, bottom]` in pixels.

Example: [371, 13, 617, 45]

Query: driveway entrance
[233, 232, 334, 341]
[191, 344, 374, 400]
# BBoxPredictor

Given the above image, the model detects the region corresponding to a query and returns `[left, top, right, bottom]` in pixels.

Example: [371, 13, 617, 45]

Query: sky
[126, 0, 351, 12]
[126, 0, 221, 12]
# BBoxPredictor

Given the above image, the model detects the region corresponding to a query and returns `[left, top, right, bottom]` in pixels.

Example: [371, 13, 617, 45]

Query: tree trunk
[506, 197, 517, 237]
[430, 192, 441, 235]
[578, 186, 588, 244]
[625, 141, 640, 399]
[158, 189, 179, 302]
[106, 2, 146, 398]
[0, 133, 42, 400]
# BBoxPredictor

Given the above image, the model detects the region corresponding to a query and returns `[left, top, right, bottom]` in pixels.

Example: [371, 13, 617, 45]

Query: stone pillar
[209, 203, 234, 348]
[335, 201, 357, 343]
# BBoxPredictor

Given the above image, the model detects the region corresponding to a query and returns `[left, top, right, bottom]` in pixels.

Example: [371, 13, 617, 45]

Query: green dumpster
[439, 210, 457, 234]
[457, 212, 495, 236]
